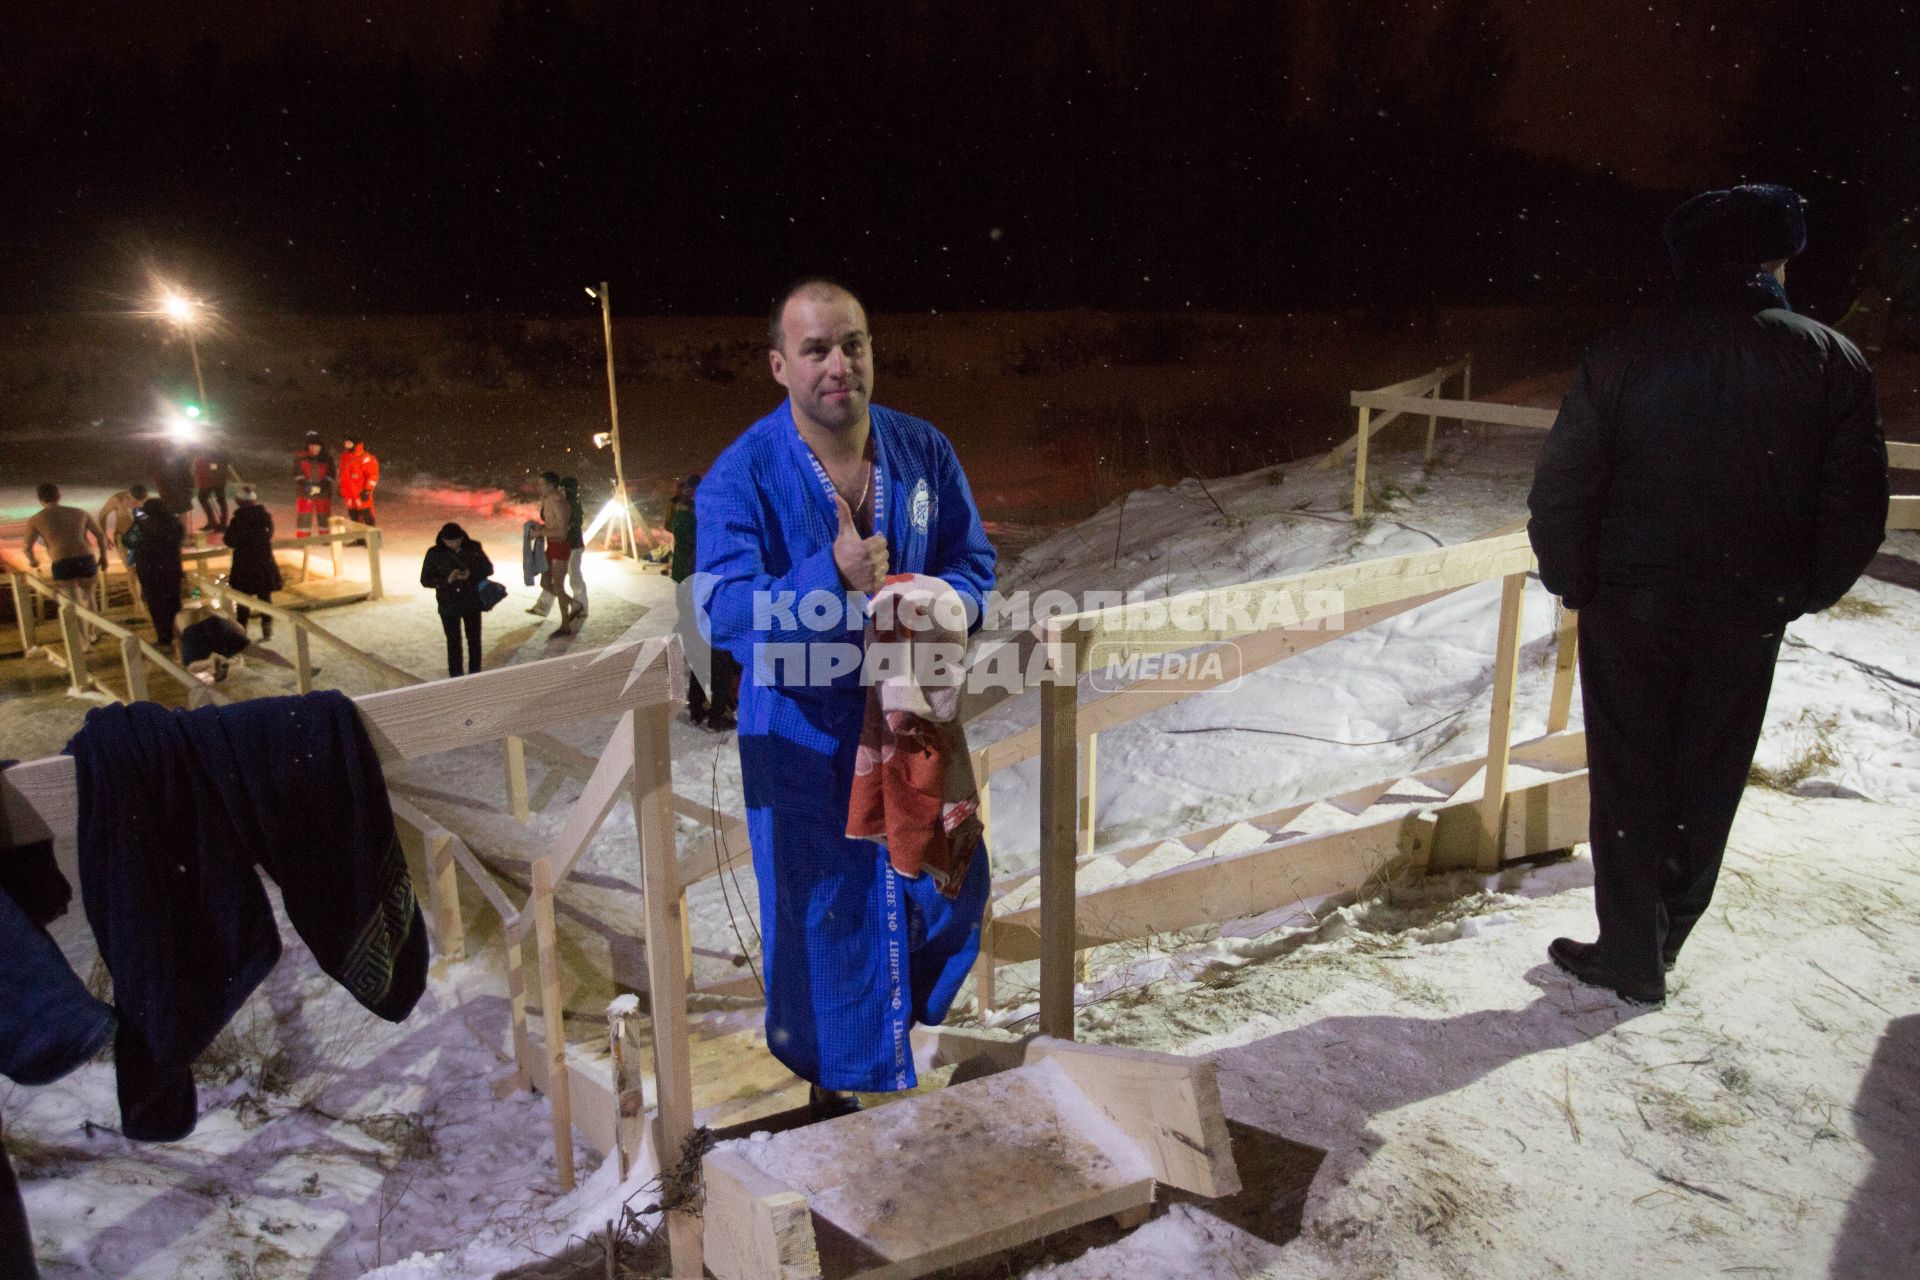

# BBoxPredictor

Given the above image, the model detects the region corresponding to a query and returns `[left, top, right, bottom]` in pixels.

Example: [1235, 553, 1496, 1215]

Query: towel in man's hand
[846, 574, 983, 898]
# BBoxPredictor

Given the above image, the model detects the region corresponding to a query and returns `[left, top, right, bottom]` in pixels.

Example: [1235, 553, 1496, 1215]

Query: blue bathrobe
[696, 401, 996, 1091]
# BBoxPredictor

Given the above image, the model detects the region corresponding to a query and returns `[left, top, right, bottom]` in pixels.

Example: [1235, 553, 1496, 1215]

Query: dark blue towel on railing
[64, 691, 427, 1141]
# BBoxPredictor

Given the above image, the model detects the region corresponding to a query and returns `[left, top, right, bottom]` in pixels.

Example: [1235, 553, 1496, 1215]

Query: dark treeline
[3, 0, 1912, 324]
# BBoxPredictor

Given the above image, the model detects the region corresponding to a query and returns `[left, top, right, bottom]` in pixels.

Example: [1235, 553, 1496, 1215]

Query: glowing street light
[153, 283, 210, 406]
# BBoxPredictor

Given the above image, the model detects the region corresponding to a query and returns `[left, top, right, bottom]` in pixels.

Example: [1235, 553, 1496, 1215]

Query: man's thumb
[833, 493, 855, 536]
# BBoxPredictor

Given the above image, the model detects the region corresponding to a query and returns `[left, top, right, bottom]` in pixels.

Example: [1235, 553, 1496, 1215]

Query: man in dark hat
[1528, 184, 1889, 1005]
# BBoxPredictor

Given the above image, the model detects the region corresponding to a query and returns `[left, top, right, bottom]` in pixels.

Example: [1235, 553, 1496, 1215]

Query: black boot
[1548, 938, 1665, 1006]
[807, 1084, 861, 1123]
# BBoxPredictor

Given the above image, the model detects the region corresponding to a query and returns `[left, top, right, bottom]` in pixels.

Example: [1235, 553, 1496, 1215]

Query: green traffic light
[184, 404, 202, 419]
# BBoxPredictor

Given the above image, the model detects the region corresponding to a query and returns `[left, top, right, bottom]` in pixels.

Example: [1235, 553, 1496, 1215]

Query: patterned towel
[847, 574, 983, 897]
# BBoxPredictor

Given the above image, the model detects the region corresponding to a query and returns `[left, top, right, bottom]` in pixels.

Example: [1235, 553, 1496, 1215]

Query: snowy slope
[8, 411, 1920, 1278]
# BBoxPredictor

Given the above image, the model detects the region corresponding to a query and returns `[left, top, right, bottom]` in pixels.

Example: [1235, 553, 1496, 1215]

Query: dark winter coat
[125, 503, 186, 589]
[420, 539, 494, 615]
[667, 496, 695, 583]
[222, 502, 283, 598]
[1528, 269, 1888, 631]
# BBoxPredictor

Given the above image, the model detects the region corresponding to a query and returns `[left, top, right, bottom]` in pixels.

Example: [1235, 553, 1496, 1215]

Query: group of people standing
[29, 480, 282, 667]
[294, 432, 380, 534]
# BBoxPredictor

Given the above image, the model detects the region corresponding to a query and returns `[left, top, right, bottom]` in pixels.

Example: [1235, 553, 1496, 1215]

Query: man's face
[770, 289, 873, 433]
[305, 443, 320, 456]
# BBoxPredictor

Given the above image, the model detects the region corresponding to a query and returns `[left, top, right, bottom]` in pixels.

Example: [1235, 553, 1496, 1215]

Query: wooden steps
[703, 1037, 1237, 1280]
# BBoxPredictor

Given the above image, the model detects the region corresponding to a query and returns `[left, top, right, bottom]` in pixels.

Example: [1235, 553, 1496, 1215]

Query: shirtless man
[97, 483, 149, 606]
[24, 483, 111, 629]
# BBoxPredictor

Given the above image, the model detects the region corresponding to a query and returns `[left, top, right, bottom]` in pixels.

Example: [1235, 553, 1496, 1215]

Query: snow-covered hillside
[7, 413, 1919, 1279]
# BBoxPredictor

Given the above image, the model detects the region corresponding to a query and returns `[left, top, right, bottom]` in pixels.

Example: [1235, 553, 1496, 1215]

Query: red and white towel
[846, 574, 983, 898]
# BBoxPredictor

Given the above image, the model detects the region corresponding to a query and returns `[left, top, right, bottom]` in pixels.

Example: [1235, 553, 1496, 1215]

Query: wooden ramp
[280, 578, 372, 609]
[703, 1037, 1238, 1280]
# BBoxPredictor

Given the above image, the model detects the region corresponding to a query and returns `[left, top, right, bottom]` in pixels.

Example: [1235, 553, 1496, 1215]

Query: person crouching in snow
[1528, 184, 1887, 1006]
[420, 522, 494, 677]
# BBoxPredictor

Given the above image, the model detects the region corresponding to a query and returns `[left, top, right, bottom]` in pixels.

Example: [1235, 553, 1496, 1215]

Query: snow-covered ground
[5, 407, 1919, 1278]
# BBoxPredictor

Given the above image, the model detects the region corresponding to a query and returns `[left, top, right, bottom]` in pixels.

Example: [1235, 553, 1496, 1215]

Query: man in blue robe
[696, 278, 997, 1112]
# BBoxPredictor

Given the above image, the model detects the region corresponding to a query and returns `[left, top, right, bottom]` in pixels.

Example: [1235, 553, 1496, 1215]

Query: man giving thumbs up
[693, 277, 997, 1113]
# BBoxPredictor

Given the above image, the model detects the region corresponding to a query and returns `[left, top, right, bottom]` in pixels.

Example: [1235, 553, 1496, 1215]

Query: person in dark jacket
[420, 521, 494, 677]
[126, 499, 187, 651]
[222, 486, 283, 638]
[294, 432, 334, 538]
[1528, 184, 1889, 1005]
[667, 472, 738, 728]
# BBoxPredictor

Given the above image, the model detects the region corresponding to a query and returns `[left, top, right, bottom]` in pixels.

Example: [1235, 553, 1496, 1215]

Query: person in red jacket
[338, 436, 380, 527]
[294, 432, 334, 537]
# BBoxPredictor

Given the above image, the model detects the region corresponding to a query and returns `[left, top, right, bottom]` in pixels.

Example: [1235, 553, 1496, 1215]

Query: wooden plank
[504, 735, 531, 823]
[671, 794, 754, 887]
[1504, 771, 1590, 859]
[1475, 571, 1527, 872]
[293, 626, 313, 694]
[529, 856, 576, 1190]
[702, 1149, 822, 1280]
[365, 526, 385, 600]
[1025, 1036, 1239, 1197]
[721, 1062, 1156, 1280]
[1547, 604, 1578, 735]
[632, 700, 703, 1277]
[10, 572, 35, 658]
[1077, 731, 1098, 858]
[57, 602, 90, 696]
[1038, 661, 1080, 1041]
[1889, 494, 1920, 531]
[514, 1033, 641, 1169]
[993, 814, 1421, 963]
[120, 635, 149, 703]
[1073, 530, 1535, 652]
[544, 715, 632, 884]
[0, 755, 77, 846]
[353, 638, 680, 761]
[429, 832, 466, 960]
[1887, 441, 1920, 470]
[1350, 393, 1557, 430]
[1352, 404, 1371, 519]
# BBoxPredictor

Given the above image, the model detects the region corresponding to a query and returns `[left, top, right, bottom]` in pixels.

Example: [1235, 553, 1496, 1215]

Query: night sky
[7, 0, 1915, 319]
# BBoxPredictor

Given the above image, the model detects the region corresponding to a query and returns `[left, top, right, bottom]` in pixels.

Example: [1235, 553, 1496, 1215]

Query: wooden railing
[962, 524, 1562, 1039]
[183, 516, 385, 604]
[10, 570, 228, 710]
[0, 636, 704, 1276]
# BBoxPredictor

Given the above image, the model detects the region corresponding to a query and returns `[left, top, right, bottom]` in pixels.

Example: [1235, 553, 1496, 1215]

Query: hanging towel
[65, 691, 427, 1141]
[846, 573, 983, 898]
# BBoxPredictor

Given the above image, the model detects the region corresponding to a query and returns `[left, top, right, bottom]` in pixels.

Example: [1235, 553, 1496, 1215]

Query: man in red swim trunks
[536, 470, 580, 630]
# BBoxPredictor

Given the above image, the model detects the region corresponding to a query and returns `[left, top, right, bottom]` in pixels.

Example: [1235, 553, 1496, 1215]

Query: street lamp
[155, 285, 209, 406]
[586, 282, 639, 559]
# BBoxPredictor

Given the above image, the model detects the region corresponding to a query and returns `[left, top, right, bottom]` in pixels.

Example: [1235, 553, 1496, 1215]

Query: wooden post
[12, 572, 36, 657]
[1476, 572, 1527, 871]
[1547, 604, 1578, 735]
[120, 635, 149, 703]
[1351, 405, 1372, 520]
[429, 832, 465, 960]
[506, 932, 535, 1084]
[293, 624, 314, 695]
[504, 736, 531, 822]
[973, 901, 997, 1014]
[1038, 631, 1080, 1041]
[1424, 381, 1439, 463]
[529, 856, 576, 1191]
[607, 997, 634, 1181]
[630, 700, 702, 1277]
[328, 519, 343, 579]
[1461, 360, 1475, 436]
[1077, 731, 1098, 858]
[57, 602, 88, 696]
[366, 526, 385, 600]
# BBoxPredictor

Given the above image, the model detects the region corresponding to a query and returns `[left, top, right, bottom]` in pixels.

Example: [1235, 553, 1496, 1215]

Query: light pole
[585, 282, 639, 559]
[160, 290, 208, 406]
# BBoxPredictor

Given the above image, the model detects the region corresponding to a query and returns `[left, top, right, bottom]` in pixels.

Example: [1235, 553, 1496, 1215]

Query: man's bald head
[769, 276, 866, 353]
